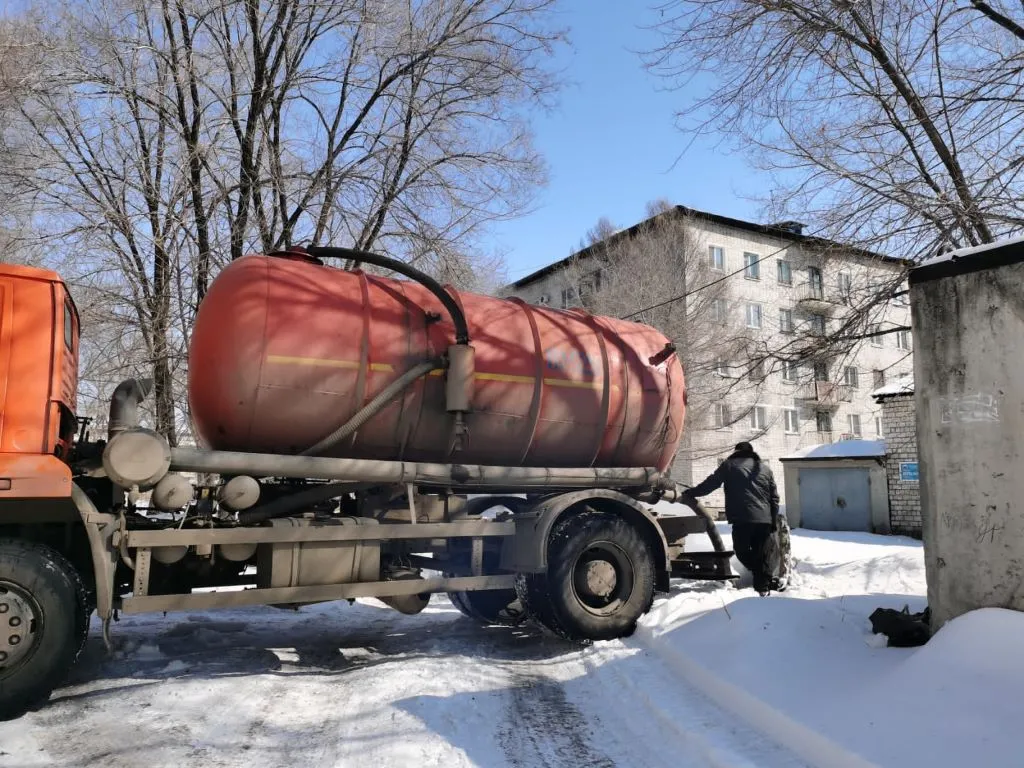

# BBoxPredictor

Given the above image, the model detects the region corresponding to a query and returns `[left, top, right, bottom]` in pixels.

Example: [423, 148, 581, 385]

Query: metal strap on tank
[508, 297, 545, 465]
[608, 331, 632, 466]
[392, 277, 421, 459]
[351, 269, 372, 449]
[573, 309, 612, 467]
[445, 283, 469, 459]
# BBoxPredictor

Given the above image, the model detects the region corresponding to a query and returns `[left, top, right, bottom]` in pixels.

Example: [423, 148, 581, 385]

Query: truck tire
[449, 589, 526, 625]
[515, 509, 655, 642]
[447, 496, 526, 626]
[0, 540, 88, 719]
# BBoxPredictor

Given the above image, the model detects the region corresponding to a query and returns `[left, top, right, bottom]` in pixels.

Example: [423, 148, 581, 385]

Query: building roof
[780, 439, 886, 461]
[871, 377, 914, 400]
[508, 205, 906, 290]
[910, 235, 1024, 286]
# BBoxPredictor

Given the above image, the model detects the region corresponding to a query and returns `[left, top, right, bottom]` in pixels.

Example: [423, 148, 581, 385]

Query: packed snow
[782, 440, 886, 460]
[915, 234, 1024, 268]
[868, 378, 914, 398]
[2, 527, 1021, 768]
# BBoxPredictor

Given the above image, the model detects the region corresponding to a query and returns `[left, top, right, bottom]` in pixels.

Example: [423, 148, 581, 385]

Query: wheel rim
[0, 580, 43, 680]
[570, 541, 635, 617]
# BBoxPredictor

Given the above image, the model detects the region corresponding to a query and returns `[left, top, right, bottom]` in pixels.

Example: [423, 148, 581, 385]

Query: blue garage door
[798, 468, 872, 531]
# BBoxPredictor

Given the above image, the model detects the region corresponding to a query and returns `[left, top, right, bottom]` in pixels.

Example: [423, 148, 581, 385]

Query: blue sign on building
[899, 462, 919, 482]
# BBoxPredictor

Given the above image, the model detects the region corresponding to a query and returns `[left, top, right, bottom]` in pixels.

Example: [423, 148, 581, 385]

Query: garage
[780, 440, 891, 534]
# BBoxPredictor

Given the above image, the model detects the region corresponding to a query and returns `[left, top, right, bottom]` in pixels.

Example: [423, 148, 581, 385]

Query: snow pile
[638, 527, 1024, 767]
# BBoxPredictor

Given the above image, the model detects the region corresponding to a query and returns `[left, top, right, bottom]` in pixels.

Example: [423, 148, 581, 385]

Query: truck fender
[70, 483, 119, 621]
[500, 489, 672, 593]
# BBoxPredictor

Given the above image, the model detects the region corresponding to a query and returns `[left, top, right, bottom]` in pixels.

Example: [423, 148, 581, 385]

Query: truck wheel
[447, 495, 526, 626]
[773, 515, 793, 592]
[516, 509, 655, 642]
[0, 540, 88, 719]
[449, 589, 527, 626]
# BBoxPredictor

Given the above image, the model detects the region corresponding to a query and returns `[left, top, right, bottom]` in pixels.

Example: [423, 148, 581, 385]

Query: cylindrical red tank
[188, 254, 685, 471]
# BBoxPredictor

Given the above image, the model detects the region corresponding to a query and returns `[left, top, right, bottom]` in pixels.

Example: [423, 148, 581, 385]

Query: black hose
[305, 246, 470, 345]
[237, 482, 370, 525]
[300, 358, 442, 456]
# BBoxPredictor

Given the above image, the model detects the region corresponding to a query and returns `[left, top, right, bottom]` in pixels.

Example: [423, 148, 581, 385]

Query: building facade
[506, 207, 914, 511]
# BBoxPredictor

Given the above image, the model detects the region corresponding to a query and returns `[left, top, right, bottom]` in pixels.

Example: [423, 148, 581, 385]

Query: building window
[897, 329, 912, 350]
[816, 411, 833, 433]
[560, 286, 577, 308]
[714, 359, 735, 378]
[873, 369, 885, 388]
[712, 298, 728, 325]
[807, 266, 824, 299]
[744, 252, 760, 280]
[709, 245, 725, 271]
[844, 366, 859, 388]
[783, 408, 799, 434]
[537, 294, 551, 306]
[870, 323, 883, 347]
[781, 360, 800, 383]
[579, 270, 602, 300]
[809, 314, 826, 335]
[813, 361, 829, 381]
[779, 308, 794, 334]
[875, 416, 884, 437]
[752, 359, 766, 380]
[713, 403, 731, 429]
[848, 413, 863, 438]
[745, 302, 763, 329]
[748, 406, 767, 430]
[838, 272, 852, 304]
[777, 260, 792, 285]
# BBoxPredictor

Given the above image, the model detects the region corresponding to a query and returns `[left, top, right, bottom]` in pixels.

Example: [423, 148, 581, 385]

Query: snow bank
[639, 530, 1024, 767]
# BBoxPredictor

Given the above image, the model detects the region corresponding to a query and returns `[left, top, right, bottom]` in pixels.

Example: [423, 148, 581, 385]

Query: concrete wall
[879, 394, 922, 537]
[781, 458, 890, 532]
[912, 260, 1024, 632]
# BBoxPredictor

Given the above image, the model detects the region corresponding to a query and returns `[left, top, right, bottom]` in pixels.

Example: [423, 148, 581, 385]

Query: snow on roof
[782, 439, 886, 460]
[870, 377, 914, 398]
[916, 234, 1024, 269]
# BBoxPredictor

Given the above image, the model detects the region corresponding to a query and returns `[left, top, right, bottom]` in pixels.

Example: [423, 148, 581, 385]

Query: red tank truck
[0, 247, 733, 717]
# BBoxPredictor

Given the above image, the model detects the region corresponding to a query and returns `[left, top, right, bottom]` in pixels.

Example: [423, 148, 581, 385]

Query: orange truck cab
[0, 263, 80, 505]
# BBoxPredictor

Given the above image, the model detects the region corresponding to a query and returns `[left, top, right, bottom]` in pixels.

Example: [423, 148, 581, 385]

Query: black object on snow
[869, 605, 931, 647]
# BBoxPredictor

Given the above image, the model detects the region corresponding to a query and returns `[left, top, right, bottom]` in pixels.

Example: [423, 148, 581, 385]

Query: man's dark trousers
[731, 522, 780, 593]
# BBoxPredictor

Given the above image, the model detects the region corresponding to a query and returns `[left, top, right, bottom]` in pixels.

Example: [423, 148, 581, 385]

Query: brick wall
[880, 393, 922, 537]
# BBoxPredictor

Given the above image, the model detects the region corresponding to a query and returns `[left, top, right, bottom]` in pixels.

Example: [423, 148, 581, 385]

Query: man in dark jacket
[688, 442, 781, 596]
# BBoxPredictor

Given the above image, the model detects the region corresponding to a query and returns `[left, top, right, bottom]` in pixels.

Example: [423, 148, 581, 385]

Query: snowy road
[0, 594, 807, 768]
[0, 528, 949, 768]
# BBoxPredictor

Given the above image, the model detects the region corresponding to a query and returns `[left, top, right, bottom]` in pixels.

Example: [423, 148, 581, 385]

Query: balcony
[795, 381, 853, 408]
[796, 284, 842, 313]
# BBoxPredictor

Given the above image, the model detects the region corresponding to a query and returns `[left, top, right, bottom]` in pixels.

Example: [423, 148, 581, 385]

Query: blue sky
[489, 0, 773, 284]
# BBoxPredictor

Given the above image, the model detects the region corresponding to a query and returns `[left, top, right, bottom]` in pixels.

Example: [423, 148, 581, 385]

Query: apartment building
[505, 206, 914, 510]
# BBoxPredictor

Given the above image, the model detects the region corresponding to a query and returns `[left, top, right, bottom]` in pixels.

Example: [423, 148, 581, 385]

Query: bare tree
[2, 0, 563, 443]
[643, 0, 1023, 373]
[646, 0, 1024, 259]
